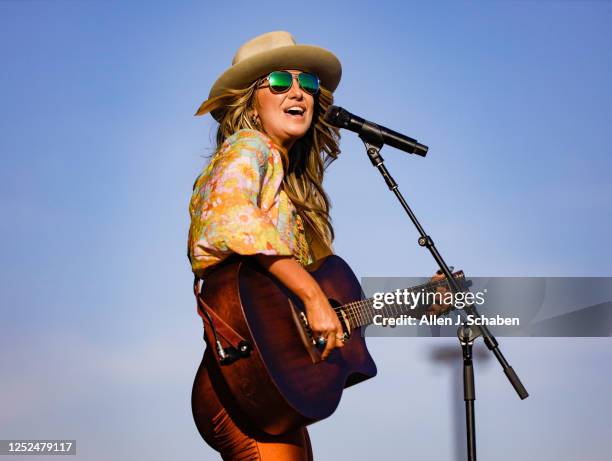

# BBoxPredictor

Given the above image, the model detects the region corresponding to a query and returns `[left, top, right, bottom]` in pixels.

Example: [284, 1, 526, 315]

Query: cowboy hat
[195, 31, 342, 119]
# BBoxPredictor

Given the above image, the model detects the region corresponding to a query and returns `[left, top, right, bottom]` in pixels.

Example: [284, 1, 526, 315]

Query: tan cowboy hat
[195, 31, 342, 119]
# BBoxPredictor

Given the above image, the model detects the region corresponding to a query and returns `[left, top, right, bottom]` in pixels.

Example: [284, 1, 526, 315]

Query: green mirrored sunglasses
[259, 71, 320, 95]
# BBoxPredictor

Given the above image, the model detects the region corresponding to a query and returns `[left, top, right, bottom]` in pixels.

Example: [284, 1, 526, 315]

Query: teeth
[286, 107, 304, 114]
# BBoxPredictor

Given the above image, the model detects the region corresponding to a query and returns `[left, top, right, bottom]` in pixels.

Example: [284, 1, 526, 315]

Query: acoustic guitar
[192, 254, 464, 435]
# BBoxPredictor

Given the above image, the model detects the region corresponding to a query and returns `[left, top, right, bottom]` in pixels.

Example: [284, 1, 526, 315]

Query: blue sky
[1, 1, 611, 460]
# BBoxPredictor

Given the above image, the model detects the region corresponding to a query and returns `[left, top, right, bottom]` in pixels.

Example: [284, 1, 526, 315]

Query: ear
[248, 109, 261, 129]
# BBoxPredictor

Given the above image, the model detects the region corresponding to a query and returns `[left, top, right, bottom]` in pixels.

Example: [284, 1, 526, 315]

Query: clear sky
[1, 1, 611, 460]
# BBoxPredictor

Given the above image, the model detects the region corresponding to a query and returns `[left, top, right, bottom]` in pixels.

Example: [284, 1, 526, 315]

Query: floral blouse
[188, 129, 313, 279]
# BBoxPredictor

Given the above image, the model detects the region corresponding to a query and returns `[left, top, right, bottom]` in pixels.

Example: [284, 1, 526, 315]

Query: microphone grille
[324, 105, 349, 127]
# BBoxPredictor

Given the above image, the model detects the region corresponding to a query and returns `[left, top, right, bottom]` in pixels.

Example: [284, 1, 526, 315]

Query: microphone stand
[357, 126, 529, 461]
[458, 325, 480, 461]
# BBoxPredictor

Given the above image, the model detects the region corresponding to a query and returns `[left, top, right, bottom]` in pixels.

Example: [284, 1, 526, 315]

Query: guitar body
[194, 254, 377, 435]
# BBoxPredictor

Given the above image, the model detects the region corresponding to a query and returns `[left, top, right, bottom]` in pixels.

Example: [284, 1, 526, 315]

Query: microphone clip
[359, 122, 386, 166]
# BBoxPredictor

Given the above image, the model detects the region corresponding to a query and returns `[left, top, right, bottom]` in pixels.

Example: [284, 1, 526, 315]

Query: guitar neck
[339, 273, 464, 329]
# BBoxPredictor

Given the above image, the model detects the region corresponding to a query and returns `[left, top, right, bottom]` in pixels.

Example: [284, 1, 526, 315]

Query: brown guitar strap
[193, 277, 246, 349]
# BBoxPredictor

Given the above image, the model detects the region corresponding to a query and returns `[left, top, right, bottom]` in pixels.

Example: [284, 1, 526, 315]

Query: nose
[287, 75, 304, 99]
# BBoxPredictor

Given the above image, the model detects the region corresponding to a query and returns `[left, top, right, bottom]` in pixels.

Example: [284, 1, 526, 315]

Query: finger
[321, 332, 337, 360]
[436, 266, 454, 275]
[329, 318, 344, 347]
[334, 333, 345, 348]
[334, 321, 346, 348]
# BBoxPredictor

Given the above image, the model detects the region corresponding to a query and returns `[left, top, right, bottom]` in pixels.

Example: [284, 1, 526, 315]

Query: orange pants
[192, 350, 313, 461]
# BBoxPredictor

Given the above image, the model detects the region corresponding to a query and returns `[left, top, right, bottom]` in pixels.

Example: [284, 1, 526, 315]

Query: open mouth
[284, 106, 305, 118]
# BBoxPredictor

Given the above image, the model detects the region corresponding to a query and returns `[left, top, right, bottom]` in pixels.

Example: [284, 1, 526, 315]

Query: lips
[284, 106, 306, 117]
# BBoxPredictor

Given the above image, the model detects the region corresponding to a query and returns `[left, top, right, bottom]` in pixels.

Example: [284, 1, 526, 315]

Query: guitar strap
[193, 277, 247, 349]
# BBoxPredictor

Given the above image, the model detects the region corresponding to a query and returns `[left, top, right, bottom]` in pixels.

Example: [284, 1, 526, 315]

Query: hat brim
[195, 44, 341, 119]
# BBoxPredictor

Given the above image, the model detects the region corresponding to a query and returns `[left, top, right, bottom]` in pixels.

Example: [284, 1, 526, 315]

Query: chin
[287, 122, 311, 138]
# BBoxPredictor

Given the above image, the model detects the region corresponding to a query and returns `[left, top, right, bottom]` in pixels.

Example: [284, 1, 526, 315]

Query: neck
[257, 128, 301, 153]
[267, 133, 294, 153]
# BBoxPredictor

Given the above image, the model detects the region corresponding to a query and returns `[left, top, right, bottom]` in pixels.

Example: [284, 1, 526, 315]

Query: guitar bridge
[289, 300, 323, 363]
[298, 311, 315, 344]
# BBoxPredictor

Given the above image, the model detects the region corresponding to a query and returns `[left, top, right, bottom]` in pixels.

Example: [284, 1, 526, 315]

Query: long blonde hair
[196, 79, 341, 258]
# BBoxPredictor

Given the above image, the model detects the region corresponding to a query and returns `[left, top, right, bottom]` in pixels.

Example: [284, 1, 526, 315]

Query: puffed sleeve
[188, 130, 293, 276]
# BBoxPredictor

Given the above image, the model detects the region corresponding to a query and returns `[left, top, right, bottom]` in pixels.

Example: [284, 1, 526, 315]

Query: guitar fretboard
[335, 274, 465, 328]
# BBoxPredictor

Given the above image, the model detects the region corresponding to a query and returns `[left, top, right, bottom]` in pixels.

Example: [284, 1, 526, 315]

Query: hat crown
[197, 31, 342, 120]
[232, 31, 297, 65]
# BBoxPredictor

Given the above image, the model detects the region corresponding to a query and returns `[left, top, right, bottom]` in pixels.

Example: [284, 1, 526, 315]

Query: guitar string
[299, 276, 464, 332]
[333, 277, 454, 318]
[329, 276, 465, 327]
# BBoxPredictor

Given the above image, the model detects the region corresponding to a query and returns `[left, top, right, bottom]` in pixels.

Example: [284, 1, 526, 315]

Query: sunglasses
[259, 71, 320, 95]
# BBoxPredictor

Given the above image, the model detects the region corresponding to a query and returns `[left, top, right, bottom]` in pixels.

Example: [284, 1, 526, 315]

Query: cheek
[256, 93, 284, 126]
[304, 113, 314, 129]
[306, 106, 315, 126]
[307, 98, 315, 121]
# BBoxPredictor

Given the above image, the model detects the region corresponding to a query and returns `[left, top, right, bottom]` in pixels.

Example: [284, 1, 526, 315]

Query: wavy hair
[196, 79, 341, 259]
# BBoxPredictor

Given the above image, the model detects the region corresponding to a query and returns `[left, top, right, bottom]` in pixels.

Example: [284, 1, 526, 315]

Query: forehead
[267, 69, 310, 76]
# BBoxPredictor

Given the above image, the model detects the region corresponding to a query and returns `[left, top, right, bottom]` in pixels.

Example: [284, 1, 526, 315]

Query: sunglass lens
[268, 71, 293, 93]
[298, 73, 319, 94]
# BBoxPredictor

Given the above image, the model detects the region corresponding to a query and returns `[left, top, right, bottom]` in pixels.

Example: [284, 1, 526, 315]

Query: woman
[187, 31, 346, 460]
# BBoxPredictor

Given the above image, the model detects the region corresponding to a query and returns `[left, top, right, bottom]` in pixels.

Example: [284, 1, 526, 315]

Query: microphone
[324, 105, 428, 157]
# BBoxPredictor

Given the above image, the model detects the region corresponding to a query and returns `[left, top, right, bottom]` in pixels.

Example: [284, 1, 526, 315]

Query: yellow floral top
[188, 129, 314, 278]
